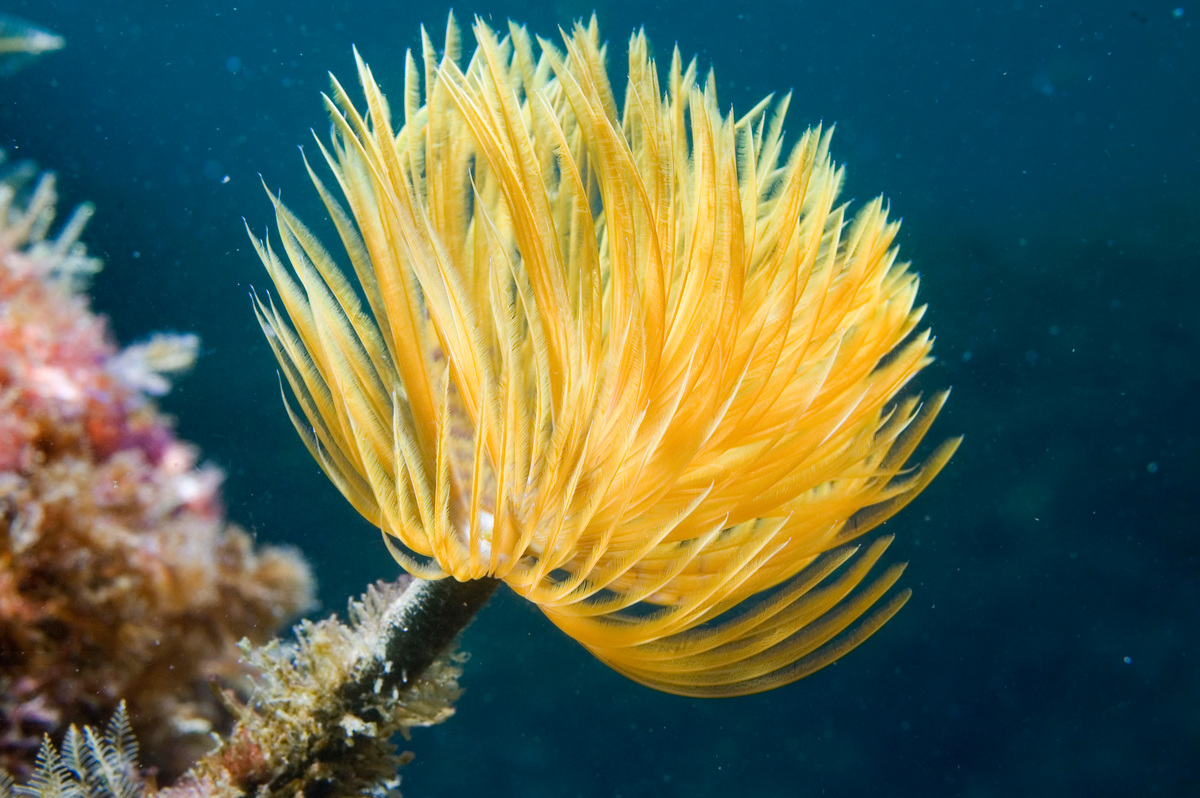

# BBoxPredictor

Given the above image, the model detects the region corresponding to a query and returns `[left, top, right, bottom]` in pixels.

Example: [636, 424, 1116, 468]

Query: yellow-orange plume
[251, 15, 959, 697]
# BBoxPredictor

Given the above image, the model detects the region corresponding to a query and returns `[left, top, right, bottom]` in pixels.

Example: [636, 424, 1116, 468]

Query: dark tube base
[341, 575, 501, 705]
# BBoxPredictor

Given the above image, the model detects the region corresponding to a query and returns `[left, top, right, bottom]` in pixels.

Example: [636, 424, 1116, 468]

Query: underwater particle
[253, 14, 959, 698]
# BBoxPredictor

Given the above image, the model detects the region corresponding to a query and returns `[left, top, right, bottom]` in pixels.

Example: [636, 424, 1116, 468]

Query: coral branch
[1, 157, 315, 780]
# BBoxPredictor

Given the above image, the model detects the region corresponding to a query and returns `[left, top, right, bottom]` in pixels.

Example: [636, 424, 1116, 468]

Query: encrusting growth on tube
[167, 577, 465, 798]
[253, 14, 960, 698]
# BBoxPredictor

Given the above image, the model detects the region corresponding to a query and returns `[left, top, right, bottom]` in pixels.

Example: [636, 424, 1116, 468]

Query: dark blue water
[4, 0, 1196, 795]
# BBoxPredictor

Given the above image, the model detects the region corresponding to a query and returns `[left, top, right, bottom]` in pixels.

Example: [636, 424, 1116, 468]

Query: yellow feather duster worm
[251, 16, 960, 697]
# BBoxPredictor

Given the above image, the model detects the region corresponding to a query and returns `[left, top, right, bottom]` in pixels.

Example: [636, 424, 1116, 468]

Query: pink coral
[0, 164, 315, 780]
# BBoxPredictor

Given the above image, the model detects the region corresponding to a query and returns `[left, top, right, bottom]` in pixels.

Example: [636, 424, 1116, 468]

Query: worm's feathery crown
[252, 15, 960, 696]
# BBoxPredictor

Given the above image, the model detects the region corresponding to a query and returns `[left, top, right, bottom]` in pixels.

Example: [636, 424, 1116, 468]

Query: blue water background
[3, 0, 1197, 795]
